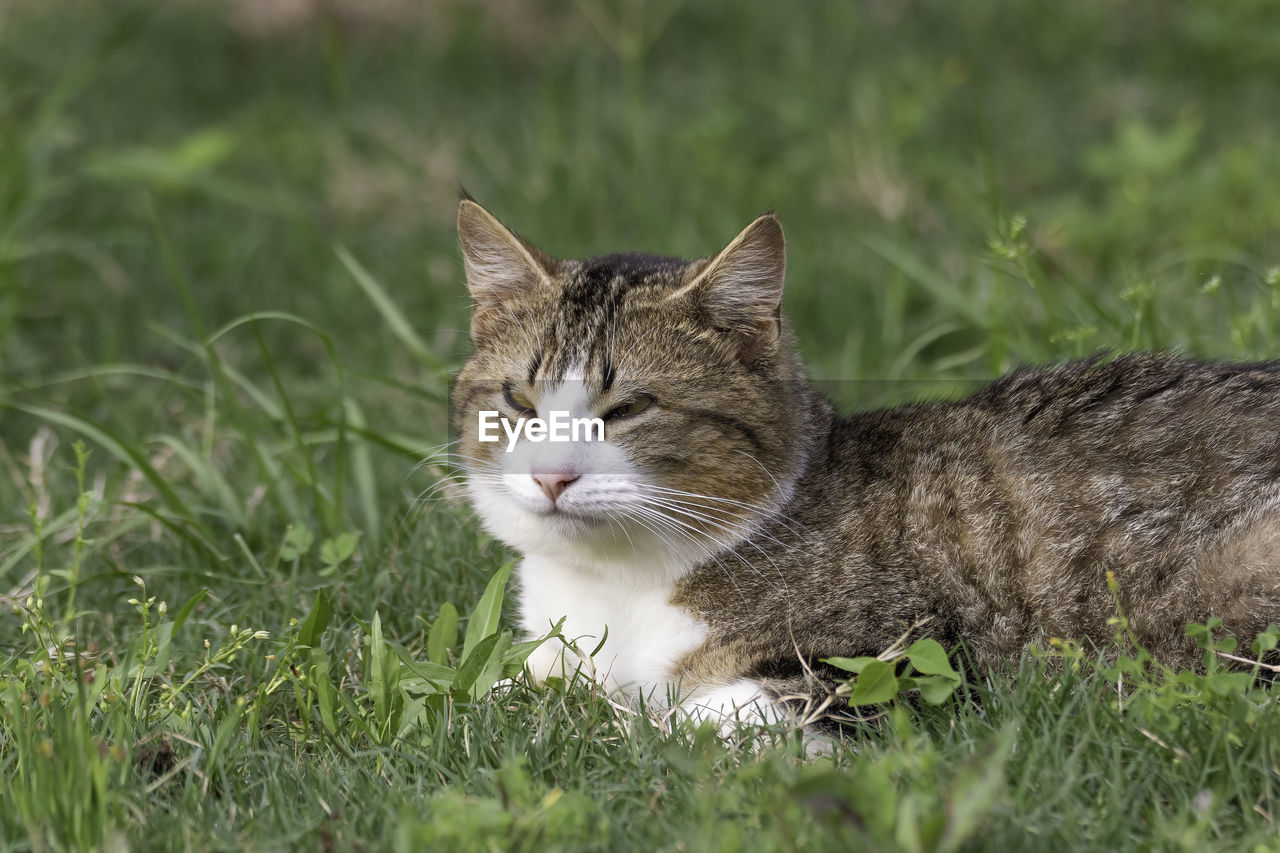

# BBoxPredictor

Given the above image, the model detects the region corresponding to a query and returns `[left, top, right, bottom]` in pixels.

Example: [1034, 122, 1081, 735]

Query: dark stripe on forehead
[585, 252, 688, 278]
[567, 253, 688, 303]
[601, 356, 616, 392]
[546, 252, 689, 378]
[541, 323, 578, 379]
[593, 277, 622, 392]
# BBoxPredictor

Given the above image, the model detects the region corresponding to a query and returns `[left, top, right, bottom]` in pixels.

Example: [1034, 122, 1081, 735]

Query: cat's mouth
[533, 503, 608, 527]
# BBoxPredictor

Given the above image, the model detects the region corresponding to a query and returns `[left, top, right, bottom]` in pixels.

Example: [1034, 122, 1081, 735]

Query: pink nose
[531, 471, 579, 503]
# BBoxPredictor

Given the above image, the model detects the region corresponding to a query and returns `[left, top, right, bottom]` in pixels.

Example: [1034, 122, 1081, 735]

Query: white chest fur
[514, 554, 780, 727]
[516, 554, 708, 694]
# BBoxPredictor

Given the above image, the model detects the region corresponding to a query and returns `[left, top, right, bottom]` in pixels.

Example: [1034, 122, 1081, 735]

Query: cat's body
[449, 199, 1280, 726]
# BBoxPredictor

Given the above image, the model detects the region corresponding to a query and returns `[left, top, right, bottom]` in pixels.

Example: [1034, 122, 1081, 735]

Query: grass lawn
[3, 1, 1280, 850]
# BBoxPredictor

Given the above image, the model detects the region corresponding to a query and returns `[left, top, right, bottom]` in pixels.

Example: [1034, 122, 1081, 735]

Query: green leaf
[427, 602, 459, 665]
[1103, 654, 1147, 681]
[171, 588, 208, 634]
[895, 790, 932, 853]
[1252, 625, 1278, 656]
[453, 633, 501, 697]
[502, 617, 564, 678]
[1207, 671, 1253, 697]
[319, 532, 360, 567]
[293, 673, 312, 732]
[153, 620, 175, 675]
[821, 655, 878, 675]
[369, 612, 387, 702]
[398, 677, 448, 696]
[298, 588, 331, 649]
[914, 674, 961, 705]
[462, 562, 513, 664]
[337, 691, 372, 739]
[470, 629, 514, 700]
[906, 638, 960, 679]
[392, 645, 457, 687]
[343, 397, 380, 536]
[310, 649, 337, 733]
[88, 126, 237, 188]
[397, 696, 430, 739]
[849, 659, 899, 706]
[369, 612, 402, 739]
[280, 524, 314, 561]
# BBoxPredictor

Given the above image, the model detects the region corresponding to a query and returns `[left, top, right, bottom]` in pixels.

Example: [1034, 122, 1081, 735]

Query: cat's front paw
[678, 679, 787, 734]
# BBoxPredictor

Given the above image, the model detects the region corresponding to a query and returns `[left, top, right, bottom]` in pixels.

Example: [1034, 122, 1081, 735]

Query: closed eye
[604, 394, 655, 421]
[502, 382, 537, 416]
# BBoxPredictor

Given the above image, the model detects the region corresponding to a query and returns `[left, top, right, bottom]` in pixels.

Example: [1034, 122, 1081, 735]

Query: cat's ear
[680, 213, 785, 363]
[457, 199, 553, 337]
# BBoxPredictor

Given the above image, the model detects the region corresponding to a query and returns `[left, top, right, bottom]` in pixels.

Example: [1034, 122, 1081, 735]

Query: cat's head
[450, 200, 814, 576]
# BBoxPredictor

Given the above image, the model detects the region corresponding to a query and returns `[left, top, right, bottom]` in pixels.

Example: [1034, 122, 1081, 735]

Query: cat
[449, 197, 1280, 728]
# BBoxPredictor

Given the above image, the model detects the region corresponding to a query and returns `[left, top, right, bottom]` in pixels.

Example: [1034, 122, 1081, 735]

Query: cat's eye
[503, 382, 537, 416]
[605, 395, 655, 421]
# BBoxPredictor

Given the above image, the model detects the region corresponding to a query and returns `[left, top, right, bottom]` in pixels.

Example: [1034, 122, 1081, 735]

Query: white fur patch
[517, 554, 779, 728]
[518, 553, 707, 690]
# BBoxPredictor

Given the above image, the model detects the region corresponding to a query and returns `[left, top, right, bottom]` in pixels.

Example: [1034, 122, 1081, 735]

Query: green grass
[3, 1, 1280, 850]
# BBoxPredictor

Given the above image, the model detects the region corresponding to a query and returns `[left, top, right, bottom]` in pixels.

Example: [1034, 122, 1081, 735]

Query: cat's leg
[675, 679, 840, 757]
[678, 678, 787, 730]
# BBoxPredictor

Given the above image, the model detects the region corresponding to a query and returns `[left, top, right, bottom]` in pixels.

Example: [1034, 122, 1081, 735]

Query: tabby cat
[449, 198, 1280, 727]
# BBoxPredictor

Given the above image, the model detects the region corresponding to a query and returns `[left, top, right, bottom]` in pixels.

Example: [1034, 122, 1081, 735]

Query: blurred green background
[5, 0, 1278, 393]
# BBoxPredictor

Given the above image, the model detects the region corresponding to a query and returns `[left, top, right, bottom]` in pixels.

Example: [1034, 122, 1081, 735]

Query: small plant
[824, 634, 964, 708]
[294, 561, 561, 745]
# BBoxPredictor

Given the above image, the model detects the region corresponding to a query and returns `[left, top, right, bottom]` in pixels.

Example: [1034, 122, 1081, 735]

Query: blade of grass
[336, 244, 449, 378]
[343, 398, 379, 536]
[860, 234, 989, 328]
[461, 561, 513, 664]
[252, 321, 333, 529]
[149, 203, 300, 522]
[5, 403, 207, 535]
[154, 435, 248, 529]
